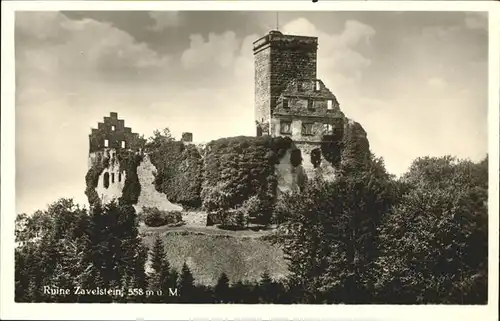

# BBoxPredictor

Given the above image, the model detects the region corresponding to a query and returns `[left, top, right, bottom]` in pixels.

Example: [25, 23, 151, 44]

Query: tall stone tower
[253, 30, 318, 136]
[253, 30, 346, 181]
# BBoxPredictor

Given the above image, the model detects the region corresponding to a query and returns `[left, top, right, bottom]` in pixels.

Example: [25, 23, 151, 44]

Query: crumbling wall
[94, 149, 128, 205]
[134, 154, 182, 213]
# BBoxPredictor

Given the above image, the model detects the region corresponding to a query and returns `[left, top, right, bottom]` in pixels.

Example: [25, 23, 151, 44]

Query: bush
[201, 136, 293, 211]
[218, 209, 248, 231]
[149, 141, 202, 209]
[142, 207, 183, 227]
[241, 194, 273, 226]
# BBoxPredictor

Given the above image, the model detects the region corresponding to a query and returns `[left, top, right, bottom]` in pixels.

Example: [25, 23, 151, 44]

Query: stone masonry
[254, 30, 345, 182]
[253, 30, 318, 136]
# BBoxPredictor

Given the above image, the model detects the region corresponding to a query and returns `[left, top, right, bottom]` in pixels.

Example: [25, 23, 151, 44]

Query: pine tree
[149, 235, 166, 288]
[214, 272, 231, 303]
[259, 269, 274, 303]
[177, 262, 195, 303]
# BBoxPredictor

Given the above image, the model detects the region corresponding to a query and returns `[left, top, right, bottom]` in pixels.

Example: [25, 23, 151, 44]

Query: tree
[177, 262, 196, 303]
[214, 272, 231, 303]
[146, 127, 175, 151]
[375, 156, 488, 304]
[276, 154, 396, 303]
[14, 198, 90, 302]
[258, 269, 276, 303]
[148, 234, 174, 303]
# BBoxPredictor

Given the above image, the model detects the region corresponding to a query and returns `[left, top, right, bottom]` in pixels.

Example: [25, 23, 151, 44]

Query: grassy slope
[140, 225, 289, 286]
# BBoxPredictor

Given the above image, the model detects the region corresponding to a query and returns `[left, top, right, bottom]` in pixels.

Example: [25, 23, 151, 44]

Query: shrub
[201, 136, 293, 212]
[149, 141, 202, 209]
[241, 194, 273, 226]
[142, 207, 183, 227]
[218, 209, 248, 231]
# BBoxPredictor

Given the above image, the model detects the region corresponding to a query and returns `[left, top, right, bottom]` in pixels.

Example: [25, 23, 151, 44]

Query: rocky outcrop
[134, 154, 182, 213]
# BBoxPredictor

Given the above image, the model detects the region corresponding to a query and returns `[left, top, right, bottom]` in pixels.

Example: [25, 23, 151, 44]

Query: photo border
[1, 1, 499, 320]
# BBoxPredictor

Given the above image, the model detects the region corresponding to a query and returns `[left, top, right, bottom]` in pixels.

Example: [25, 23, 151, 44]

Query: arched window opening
[311, 148, 322, 168]
[118, 173, 122, 182]
[111, 173, 115, 184]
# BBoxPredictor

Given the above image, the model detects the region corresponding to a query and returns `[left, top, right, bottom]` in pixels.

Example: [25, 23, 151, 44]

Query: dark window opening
[280, 121, 292, 134]
[311, 148, 322, 168]
[302, 123, 314, 136]
[290, 148, 303, 167]
[118, 173, 122, 182]
[307, 99, 314, 110]
[297, 82, 304, 92]
[283, 99, 289, 109]
[111, 173, 115, 184]
[103, 172, 110, 189]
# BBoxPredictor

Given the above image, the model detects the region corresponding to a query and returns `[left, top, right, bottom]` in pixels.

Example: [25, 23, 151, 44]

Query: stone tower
[253, 30, 318, 136]
[253, 30, 346, 181]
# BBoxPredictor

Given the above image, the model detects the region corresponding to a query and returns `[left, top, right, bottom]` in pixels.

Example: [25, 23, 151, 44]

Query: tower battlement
[253, 30, 318, 54]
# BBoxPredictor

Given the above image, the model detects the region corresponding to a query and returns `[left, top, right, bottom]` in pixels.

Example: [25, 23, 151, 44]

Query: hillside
[140, 225, 288, 286]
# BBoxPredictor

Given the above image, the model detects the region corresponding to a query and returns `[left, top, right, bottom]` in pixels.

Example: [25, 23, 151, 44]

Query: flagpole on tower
[276, 12, 279, 31]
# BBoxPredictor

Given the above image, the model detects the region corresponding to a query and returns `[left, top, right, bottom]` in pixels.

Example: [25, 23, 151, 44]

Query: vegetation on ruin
[201, 135, 293, 225]
[117, 150, 143, 206]
[146, 128, 203, 209]
[84, 153, 109, 206]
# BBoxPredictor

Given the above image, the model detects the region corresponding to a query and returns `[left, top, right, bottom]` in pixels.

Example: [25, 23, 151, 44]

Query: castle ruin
[86, 30, 363, 211]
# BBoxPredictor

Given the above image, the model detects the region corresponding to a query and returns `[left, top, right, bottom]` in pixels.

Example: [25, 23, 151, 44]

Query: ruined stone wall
[94, 149, 128, 204]
[89, 112, 144, 153]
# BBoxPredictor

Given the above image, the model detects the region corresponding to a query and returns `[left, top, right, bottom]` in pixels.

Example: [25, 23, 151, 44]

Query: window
[327, 100, 333, 110]
[315, 81, 321, 91]
[121, 141, 126, 149]
[118, 173, 122, 182]
[307, 99, 314, 110]
[111, 173, 115, 184]
[104, 139, 109, 148]
[103, 172, 110, 189]
[283, 99, 289, 109]
[297, 82, 305, 92]
[324, 123, 333, 132]
[280, 121, 292, 134]
[302, 122, 314, 135]
[111, 125, 115, 131]
[311, 148, 322, 168]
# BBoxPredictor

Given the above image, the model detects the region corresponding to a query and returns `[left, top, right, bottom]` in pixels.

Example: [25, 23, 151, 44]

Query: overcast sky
[15, 10, 488, 214]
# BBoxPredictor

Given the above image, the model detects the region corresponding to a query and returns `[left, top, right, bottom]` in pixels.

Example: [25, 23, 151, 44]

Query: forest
[15, 148, 488, 304]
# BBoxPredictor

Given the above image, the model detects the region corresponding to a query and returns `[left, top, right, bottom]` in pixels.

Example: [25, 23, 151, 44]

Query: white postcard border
[1, 1, 499, 320]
